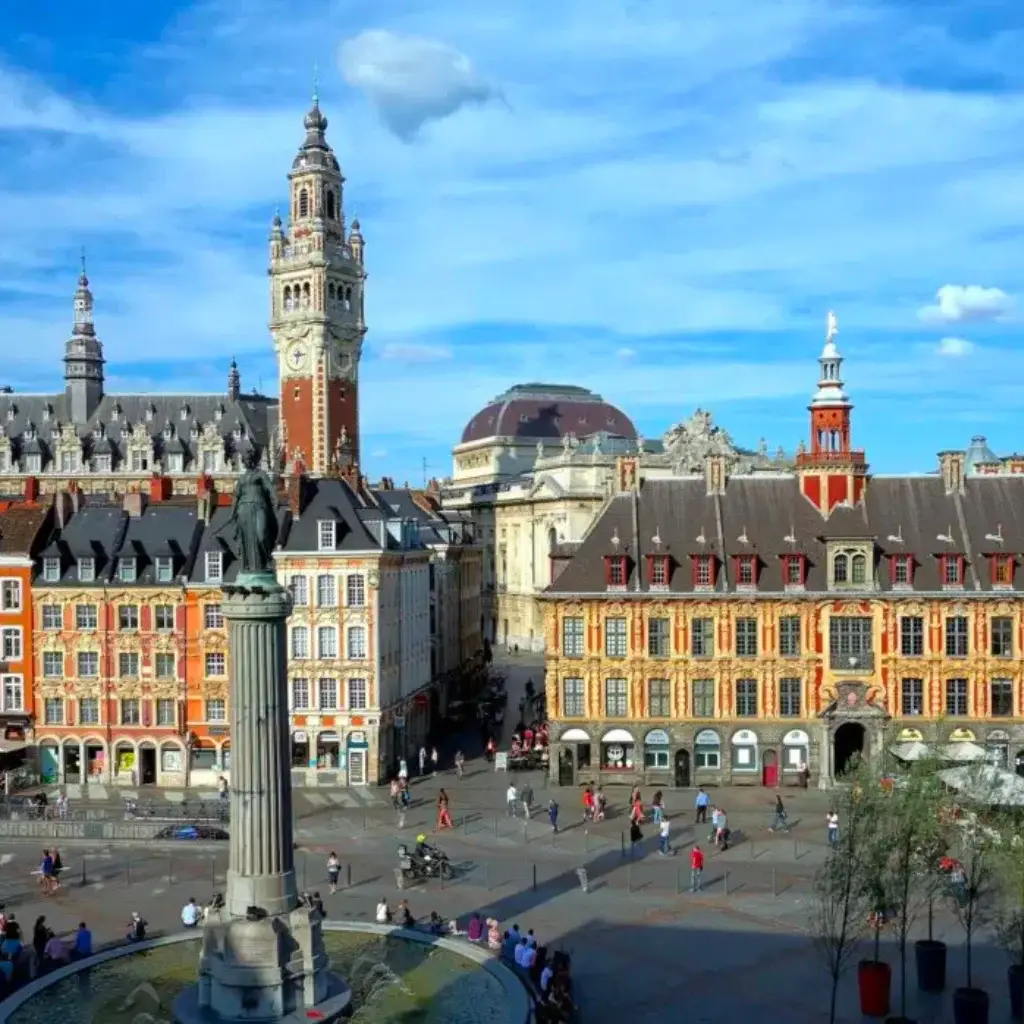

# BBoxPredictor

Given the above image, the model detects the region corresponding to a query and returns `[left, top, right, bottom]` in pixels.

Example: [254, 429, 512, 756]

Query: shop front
[347, 730, 368, 787]
[599, 728, 636, 783]
[554, 727, 591, 786]
[730, 728, 759, 784]
[642, 729, 672, 785]
[987, 729, 1011, 769]
[693, 728, 722, 783]
[782, 729, 811, 785]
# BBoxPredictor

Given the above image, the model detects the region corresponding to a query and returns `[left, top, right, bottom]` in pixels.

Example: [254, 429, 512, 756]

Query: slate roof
[546, 473, 1024, 596]
[0, 505, 52, 556]
[188, 503, 291, 586]
[281, 478, 391, 554]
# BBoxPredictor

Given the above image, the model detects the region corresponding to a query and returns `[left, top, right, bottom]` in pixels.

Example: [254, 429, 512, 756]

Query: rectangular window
[779, 616, 801, 657]
[992, 616, 1013, 657]
[829, 616, 874, 670]
[691, 678, 715, 718]
[42, 557, 61, 582]
[79, 697, 99, 724]
[42, 651, 63, 678]
[291, 627, 310, 659]
[347, 626, 367, 659]
[121, 699, 141, 725]
[291, 678, 310, 710]
[691, 617, 714, 658]
[316, 574, 337, 607]
[318, 677, 338, 710]
[155, 556, 174, 582]
[205, 652, 226, 677]
[991, 679, 1014, 717]
[118, 558, 137, 583]
[154, 604, 174, 631]
[155, 698, 176, 726]
[563, 678, 585, 717]
[76, 604, 98, 630]
[901, 678, 924, 716]
[945, 616, 969, 657]
[945, 678, 968, 716]
[562, 616, 585, 657]
[648, 678, 670, 717]
[119, 652, 140, 678]
[318, 520, 337, 551]
[900, 616, 924, 656]
[604, 617, 628, 657]
[892, 555, 911, 586]
[735, 617, 758, 657]
[155, 653, 175, 679]
[205, 551, 223, 583]
[205, 699, 227, 723]
[736, 556, 756, 587]
[44, 697, 64, 725]
[1, 627, 22, 661]
[41, 604, 62, 630]
[693, 555, 713, 588]
[649, 557, 668, 588]
[1, 674, 23, 711]
[735, 678, 758, 717]
[318, 626, 338, 659]
[77, 651, 99, 677]
[606, 556, 626, 587]
[348, 678, 368, 710]
[118, 605, 139, 630]
[943, 556, 963, 586]
[647, 617, 671, 658]
[346, 575, 366, 607]
[289, 575, 309, 606]
[779, 678, 801, 717]
[604, 678, 628, 717]
[785, 556, 803, 585]
[78, 557, 95, 582]
[0, 579, 21, 611]
[993, 555, 1014, 587]
[204, 603, 224, 629]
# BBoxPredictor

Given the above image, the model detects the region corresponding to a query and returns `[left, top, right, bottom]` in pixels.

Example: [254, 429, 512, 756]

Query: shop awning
[600, 728, 634, 743]
[0, 739, 28, 754]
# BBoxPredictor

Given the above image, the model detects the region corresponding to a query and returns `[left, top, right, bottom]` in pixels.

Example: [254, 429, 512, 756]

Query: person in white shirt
[506, 783, 518, 818]
[658, 818, 671, 856]
[181, 898, 201, 928]
[540, 963, 554, 992]
[521, 942, 537, 969]
[514, 938, 528, 966]
[376, 898, 391, 924]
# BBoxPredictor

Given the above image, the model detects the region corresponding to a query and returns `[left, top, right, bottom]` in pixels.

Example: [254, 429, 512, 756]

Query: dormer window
[604, 554, 628, 589]
[215, 405, 224, 421]
[78, 557, 95, 582]
[782, 554, 807, 587]
[42, 404, 52, 422]
[734, 555, 758, 589]
[166, 453, 184, 473]
[43, 557, 61, 582]
[991, 554, 1015, 589]
[155, 556, 174, 583]
[691, 554, 717, 590]
[205, 551, 223, 583]
[940, 554, 965, 587]
[5, 406, 14, 422]
[180, 404, 190, 420]
[110, 404, 121, 421]
[647, 554, 670, 589]
[117, 557, 137, 583]
[890, 554, 914, 587]
[318, 520, 337, 552]
[145, 404, 156, 422]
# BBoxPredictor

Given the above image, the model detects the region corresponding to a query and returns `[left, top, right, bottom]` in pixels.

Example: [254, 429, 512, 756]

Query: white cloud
[936, 336, 975, 357]
[616, 347, 636, 360]
[338, 30, 499, 140]
[370, 449, 389, 459]
[377, 342, 454, 363]
[918, 285, 1015, 324]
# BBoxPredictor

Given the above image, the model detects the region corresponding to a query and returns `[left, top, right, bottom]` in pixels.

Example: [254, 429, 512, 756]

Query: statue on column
[222, 447, 278, 576]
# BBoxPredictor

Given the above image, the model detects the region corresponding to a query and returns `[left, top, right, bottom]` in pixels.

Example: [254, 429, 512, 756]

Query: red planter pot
[859, 960, 892, 1018]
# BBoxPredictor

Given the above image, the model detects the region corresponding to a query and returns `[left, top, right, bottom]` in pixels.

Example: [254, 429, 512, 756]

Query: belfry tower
[63, 256, 105, 423]
[269, 94, 366, 475]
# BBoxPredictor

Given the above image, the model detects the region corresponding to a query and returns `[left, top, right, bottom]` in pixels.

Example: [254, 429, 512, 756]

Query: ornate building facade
[542, 320, 1024, 789]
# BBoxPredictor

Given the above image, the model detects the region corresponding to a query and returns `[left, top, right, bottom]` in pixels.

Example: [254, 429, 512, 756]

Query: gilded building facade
[543, 325, 1024, 788]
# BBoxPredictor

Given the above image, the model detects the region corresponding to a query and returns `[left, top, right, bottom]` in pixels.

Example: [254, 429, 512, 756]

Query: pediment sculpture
[663, 409, 740, 473]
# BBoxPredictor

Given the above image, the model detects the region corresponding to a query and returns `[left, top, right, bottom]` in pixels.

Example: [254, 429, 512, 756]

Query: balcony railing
[796, 450, 866, 466]
[830, 650, 874, 672]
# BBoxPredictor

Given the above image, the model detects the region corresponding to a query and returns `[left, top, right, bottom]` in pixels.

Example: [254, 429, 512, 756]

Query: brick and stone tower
[796, 311, 869, 514]
[270, 93, 365, 475]
[63, 255, 105, 423]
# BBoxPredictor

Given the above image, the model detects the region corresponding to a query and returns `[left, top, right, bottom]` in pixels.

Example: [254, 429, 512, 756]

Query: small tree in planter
[993, 814, 1024, 1020]
[811, 760, 880, 1023]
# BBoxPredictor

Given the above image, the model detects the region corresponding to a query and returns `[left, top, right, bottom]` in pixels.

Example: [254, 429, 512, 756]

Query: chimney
[149, 474, 173, 502]
[615, 456, 639, 493]
[52, 490, 72, 529]
[23, 476, 39, 503]
[123, 491, 148, 518]
[285, 471, 309, 516]
[939, 450, 966, 495]
[705, 453, 727, 496]
[70, 486, 81, 514]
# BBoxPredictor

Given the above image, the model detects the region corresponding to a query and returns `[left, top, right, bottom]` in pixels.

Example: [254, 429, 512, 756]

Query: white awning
[0, 740, 28, 754]
[600, 728, 635, 743]
[890, 741, 931, 762]
[939, 765, 1024, 807]
[560, 728, 590, 742]
[937, 742, 988, 763]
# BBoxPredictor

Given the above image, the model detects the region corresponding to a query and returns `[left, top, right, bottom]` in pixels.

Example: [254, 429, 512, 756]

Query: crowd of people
[0, 906, 93, 992]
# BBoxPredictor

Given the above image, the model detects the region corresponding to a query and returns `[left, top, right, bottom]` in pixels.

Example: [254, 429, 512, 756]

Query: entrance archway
[558, 747, 574, 787]
[834, 722, 866, 777]
[761, 748, 778, 788]
[674, 749, 690, 788]
[1015, 750, 1024, 779]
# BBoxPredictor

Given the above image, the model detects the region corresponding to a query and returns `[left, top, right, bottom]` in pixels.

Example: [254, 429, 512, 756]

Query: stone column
[222, 584, 297, 918]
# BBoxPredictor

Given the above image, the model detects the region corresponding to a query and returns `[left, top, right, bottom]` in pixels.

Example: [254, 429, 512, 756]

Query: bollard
[584, 829, 589, 853]
[346, 863, 352, 889]
[484, 862, 489, 889]
[793, 839, 799, 860]
[676, 864, 681, 895]
[620, 832, 625, 859]
[627, 864, 632, 893]
[532, 864, 537, 892]
[750, 840, 755, 859]
[522, 822, 528, 844]
[575, 867, 589, 893]
[168, 856, 174, 886]
[724, 870, 729, 896]
[80, 856, 87, 888]
[211, 857, 216, 887]
[301, 853, 307, 889]
[127, 857, 132, 885]
[772, 868, 777, 897]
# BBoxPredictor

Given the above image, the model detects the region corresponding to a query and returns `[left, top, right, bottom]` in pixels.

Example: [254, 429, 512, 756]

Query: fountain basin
[1, 922, 530, 1024]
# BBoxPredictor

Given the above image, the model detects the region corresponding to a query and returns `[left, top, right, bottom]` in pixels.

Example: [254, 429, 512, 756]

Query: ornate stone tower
[270, 94, 366, 475]
[63, 257, 105, 423]
[796, 311, 869, 514]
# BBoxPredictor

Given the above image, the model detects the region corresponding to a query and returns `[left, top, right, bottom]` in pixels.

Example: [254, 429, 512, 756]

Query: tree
[872, 757, 952, 1020]
[950, 807, 998, 991]
[993, 816, 1024, 972]
[811, 760, 881, 1024]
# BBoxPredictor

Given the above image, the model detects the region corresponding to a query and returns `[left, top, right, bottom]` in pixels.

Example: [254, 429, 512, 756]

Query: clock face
[287, 342, 308, 370]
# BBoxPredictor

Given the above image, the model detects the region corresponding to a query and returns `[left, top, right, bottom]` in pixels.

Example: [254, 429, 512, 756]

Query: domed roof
[460, 383, 636, 445]
[965, 435, 1000, 473]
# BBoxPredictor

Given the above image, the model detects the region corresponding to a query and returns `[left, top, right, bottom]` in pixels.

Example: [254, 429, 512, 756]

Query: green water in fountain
[7, 933, 509, 1024]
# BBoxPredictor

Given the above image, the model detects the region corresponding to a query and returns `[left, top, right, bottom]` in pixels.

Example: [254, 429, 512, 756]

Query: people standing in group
[326, 851, 341, 893]
[690, 844, 705, 891]
[827, 810, 839, 847]
[695, 787, 710, 823]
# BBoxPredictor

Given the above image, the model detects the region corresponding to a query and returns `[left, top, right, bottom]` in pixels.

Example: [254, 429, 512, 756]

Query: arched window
[326, 191, 336, 220]
[283, 285, 292, 311]
[299, 189, 309, 218]
[302, 282, 311, 309]
[328, 282, 336, 302]
[548, 527, 557, 552]
[344, 286, 352, 311]
[851, 553, 867, 584]
[833, 553, 848, 583]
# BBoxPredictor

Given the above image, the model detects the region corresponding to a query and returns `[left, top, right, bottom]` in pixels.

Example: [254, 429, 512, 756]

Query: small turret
[349, 218, 364, 265]
[227, 359, 241, 401]
[64, 252, 105, 423]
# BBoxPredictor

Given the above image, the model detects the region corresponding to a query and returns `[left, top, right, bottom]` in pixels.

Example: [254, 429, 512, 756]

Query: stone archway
[834, 722, 866, 777]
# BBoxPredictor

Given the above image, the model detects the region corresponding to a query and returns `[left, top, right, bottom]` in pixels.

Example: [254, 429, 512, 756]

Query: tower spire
[64, 261, 105, 422]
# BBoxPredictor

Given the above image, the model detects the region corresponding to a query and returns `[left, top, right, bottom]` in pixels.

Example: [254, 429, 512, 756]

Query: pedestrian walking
[548, 798, 559, 833]
[827, 811, 839, 847]
[430, 747, 439, 778]
[398, 758, 409, 784]
[695, 787, 710, 824]
[521, 782, 533, 819]
[690, 844, 704, 891]
[326, 851, 341, 894]
[418, 746, 427, 777]
[708, 805, 720, 843]
[218, 775, 228, 801]
[454, 750, 465, 779]
[389, 778, 401, 811]
[658, 818, 671, 856]
[651, 790, 664, 825]
[506, 782, 518, 818]
[629, 818, 643, 854]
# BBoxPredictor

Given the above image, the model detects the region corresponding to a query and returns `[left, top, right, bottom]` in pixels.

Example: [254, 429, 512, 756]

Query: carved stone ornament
[663, 409, 742, 474]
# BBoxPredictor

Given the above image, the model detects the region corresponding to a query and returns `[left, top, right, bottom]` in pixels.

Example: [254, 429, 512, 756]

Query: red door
[762, 749, 778, 787]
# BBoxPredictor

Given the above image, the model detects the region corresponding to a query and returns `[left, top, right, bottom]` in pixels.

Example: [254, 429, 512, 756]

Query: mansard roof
[546, 473, 1024, 597]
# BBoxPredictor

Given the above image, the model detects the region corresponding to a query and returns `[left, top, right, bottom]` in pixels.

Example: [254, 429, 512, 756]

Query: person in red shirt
[690, 844, 705, 892]
[582, 787, 595, 822]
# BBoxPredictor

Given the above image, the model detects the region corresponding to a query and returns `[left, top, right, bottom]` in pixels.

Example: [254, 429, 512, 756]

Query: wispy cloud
[377, 342, 454, 363]
[936, 336, 975, 357]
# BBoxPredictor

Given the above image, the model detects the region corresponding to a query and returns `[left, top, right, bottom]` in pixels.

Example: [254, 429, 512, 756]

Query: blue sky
[2, 0, 1023, 483]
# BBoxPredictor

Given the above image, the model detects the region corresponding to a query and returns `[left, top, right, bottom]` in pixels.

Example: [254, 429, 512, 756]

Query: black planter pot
[915, 939, 947, 993]
[1009, 965, 1024, 1021]
[884, 1017, 916, 1023]
[953, 986, 990, 1024]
